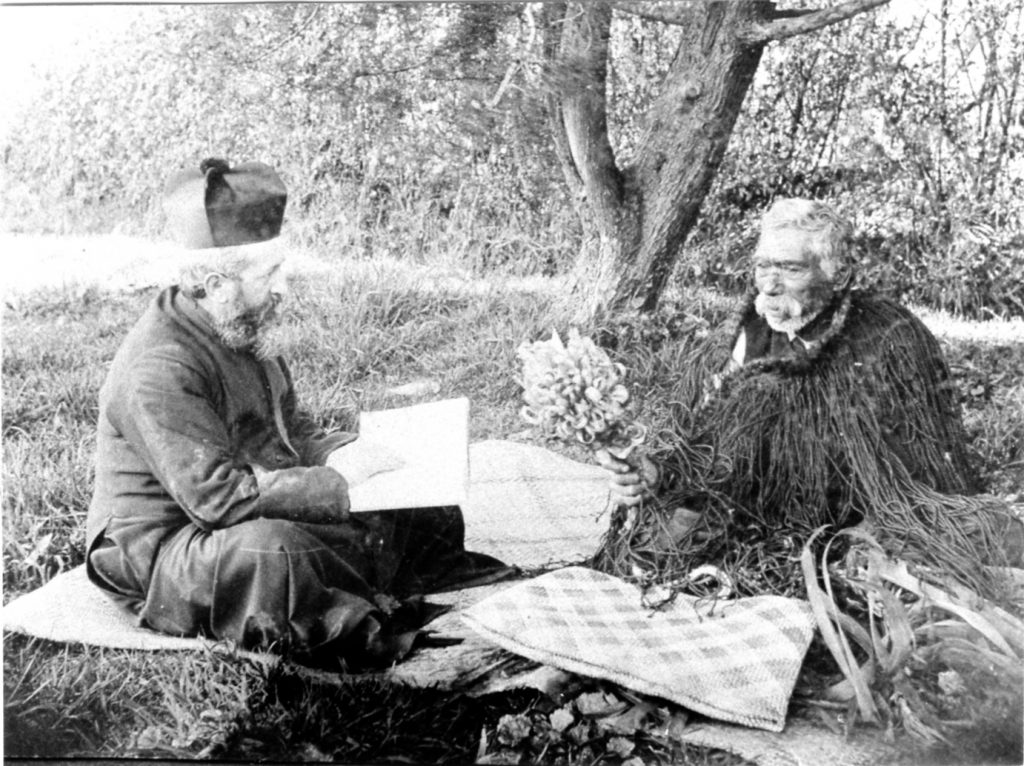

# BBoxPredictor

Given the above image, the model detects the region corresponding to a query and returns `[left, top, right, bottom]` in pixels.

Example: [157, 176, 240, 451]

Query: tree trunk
[553, 1, 773, 322]
[547, 0, 890, 321]
[628, 1, 772, 313]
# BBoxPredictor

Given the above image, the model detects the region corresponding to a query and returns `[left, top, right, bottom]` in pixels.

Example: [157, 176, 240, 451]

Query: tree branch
[556, 2, 624, 219]
[741, 0, 891, 44]
[611, 2, 811, 27]
[352, 59, 431, 79]
[609, 2, 691, 27]
[772, 9, 817, 19]
[538, 3, 586, 209]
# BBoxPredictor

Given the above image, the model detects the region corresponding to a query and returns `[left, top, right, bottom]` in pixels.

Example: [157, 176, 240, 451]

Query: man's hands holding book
[326, 439, 406, 487]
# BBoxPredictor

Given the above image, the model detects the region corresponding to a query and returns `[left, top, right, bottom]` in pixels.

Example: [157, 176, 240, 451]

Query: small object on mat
[463, 566, 815, 732]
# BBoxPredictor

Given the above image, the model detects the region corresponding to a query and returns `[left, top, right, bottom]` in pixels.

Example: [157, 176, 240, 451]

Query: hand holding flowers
[517, 329, 654, 508]
[594, 448, 659, 509]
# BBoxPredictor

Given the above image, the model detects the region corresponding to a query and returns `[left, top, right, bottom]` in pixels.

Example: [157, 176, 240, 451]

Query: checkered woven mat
[462, 439, 608, 569]
[463, 566, 816, 731]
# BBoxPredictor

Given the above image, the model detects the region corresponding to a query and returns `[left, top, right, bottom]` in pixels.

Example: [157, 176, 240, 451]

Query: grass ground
[3, 242, 1023, 762]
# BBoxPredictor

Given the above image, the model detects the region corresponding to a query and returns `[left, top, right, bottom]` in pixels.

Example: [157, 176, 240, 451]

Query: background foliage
[689, 0, 1024, 318]
[3, 4, 1023, 760]
[2, 1, 1022, 316]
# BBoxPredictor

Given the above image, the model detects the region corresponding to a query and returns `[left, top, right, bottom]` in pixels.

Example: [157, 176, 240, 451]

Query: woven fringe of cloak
[593, 288, 1021, 606]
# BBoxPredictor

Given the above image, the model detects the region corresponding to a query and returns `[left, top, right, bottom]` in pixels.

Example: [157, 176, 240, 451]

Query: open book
[327, 397, 470, 512]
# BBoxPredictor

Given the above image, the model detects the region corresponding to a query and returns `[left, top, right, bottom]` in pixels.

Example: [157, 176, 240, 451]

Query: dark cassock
[85, 159, 510, 667]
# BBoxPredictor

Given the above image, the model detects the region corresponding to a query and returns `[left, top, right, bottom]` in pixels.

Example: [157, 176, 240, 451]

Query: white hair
[759, 198, 853, 281]
[176, 239, 283, 298]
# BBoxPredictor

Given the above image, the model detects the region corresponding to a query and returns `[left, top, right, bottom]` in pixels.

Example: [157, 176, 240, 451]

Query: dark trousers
[89, 507, 509, 660]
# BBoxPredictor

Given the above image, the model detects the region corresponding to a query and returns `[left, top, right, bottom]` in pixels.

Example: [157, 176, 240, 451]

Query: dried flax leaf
[925, 637, 1024, 682]
[832, 606, 875, 653]
[867, 587, 915, 674]
[801, 528, 879, 722]
[912, 620, 982, 643]
[893, 559, 1023, 646]
[845, 530, 1023, 656]
[812, 527, 1022, 750]
[822, 534, 881, 716]
[894, 693, 950, 748]
[872, 558, 1023, 658]
[822, 659, 877, 704]
[856, 545, 916, 674]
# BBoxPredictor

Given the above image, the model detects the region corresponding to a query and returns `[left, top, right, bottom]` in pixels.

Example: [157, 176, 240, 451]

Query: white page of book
[340, 397, 470, 512]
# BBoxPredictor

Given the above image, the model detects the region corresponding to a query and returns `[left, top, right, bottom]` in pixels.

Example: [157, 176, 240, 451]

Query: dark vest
[741, 301, 839, 363]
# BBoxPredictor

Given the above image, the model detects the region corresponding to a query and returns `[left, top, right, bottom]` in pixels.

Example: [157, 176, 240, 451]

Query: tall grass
[293, 180, 579, 279]
[3, 287, 146, 599]
[3, 240, 1021, 760]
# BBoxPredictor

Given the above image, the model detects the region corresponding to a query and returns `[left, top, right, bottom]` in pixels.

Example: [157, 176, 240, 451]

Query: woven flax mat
[461, 439, 609, 569]
[463, 566, 816, 732]
[4, 439, 903, 762]
[2, 440, 609, 660]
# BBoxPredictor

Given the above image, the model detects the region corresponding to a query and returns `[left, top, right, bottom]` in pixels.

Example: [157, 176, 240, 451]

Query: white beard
[251, 319, 292, 361]
[210, 300, 285, 359]
[754, 293, 822, 335]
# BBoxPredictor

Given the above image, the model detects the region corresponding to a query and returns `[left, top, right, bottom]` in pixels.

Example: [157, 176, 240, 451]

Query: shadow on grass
[3, 633, 752, 765]
[222, 665, 542, 763]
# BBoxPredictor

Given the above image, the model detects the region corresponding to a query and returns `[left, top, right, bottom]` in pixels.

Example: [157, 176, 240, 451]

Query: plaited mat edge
[461, 611, 787, 732]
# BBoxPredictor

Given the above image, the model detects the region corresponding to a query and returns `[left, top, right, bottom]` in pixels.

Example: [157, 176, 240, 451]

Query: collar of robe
[723, 285, 855, 378]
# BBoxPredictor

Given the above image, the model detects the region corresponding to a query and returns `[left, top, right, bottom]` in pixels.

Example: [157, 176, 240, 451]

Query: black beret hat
[163, 158, 287, 249]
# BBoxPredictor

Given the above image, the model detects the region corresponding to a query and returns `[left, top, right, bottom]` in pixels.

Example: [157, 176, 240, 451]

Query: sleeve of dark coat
[110, 347, 351, 531]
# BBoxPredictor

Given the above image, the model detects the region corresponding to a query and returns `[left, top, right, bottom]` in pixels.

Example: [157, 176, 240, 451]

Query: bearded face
[752, 228, 833, 334]
[209, 292, 284, 358]
[203, 249, 290, 359]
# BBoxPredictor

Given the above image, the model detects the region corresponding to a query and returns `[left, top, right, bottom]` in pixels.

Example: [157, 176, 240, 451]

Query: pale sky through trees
[0, 1, 932, 118]
[0, 5, 143, 135]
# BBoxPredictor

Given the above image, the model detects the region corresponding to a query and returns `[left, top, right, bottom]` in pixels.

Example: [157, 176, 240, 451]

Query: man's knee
[218, 517, 313, 556]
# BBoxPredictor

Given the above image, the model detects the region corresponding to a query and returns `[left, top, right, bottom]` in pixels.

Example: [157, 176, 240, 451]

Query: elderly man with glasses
[596, 198, 1022, 592]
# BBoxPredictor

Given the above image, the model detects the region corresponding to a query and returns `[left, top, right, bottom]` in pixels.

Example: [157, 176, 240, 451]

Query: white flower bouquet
[516, 329, 646, 456]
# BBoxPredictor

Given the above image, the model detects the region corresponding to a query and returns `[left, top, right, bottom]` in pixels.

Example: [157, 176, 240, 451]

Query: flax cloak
[595, 289, 1021, 597]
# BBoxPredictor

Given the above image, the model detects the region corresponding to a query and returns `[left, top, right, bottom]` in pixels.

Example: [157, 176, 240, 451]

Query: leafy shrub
[0, 5, 578, 278]
[686, 0, 1024, 319]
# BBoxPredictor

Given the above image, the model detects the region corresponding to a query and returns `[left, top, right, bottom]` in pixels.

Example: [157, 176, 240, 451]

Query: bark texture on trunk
[548, 0, 885, 321]
[553, 2, 636, 320]
[628, 1, 770, 312]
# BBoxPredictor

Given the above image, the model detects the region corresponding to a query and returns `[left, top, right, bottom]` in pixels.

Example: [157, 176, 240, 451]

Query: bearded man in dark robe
[85, 158, 509, 668]
[595, 198, 1022, 596]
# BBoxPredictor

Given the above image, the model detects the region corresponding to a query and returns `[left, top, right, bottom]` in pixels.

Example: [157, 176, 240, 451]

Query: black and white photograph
[2, 1, 1022, 763]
